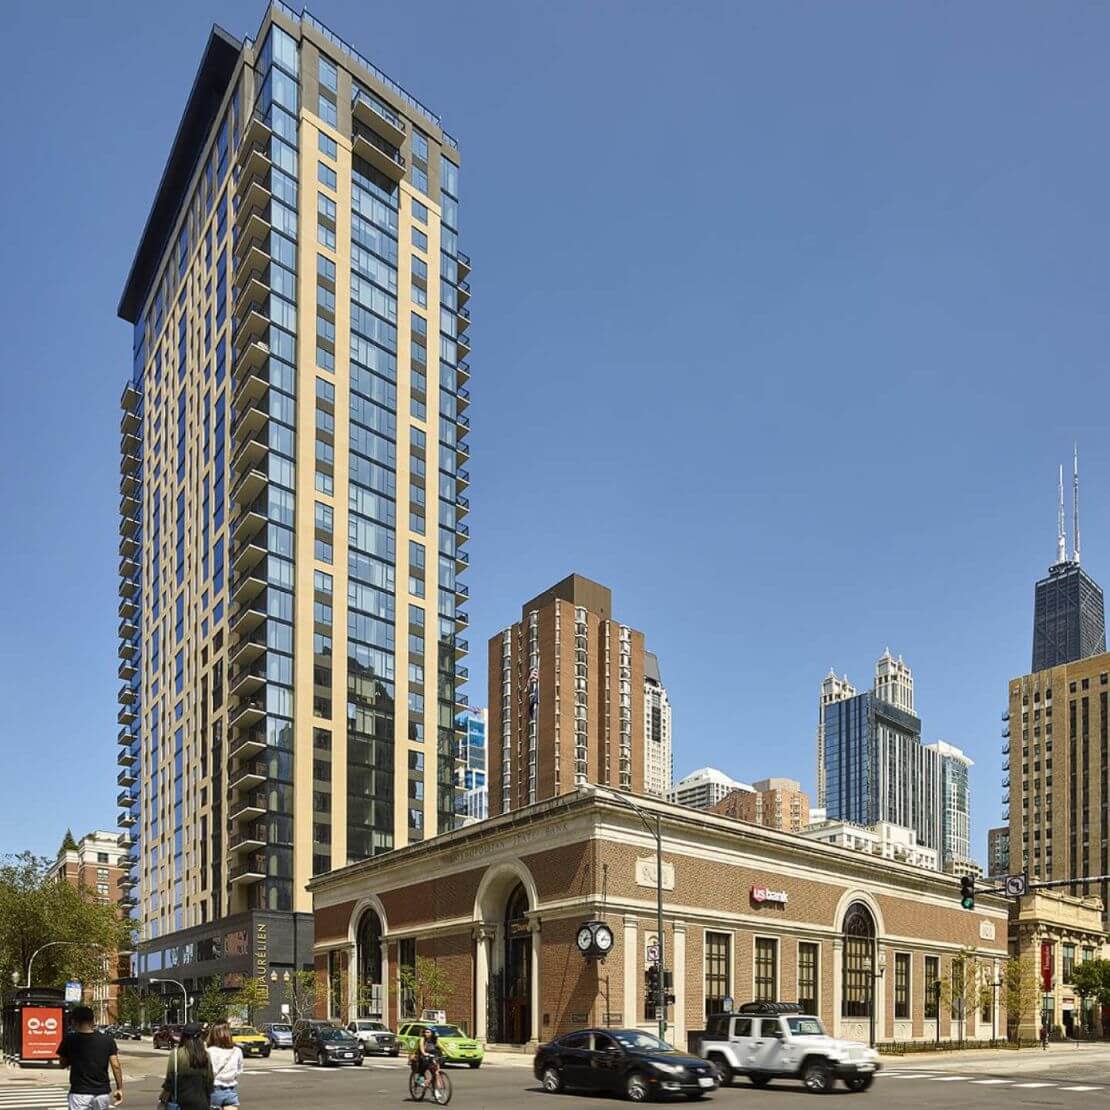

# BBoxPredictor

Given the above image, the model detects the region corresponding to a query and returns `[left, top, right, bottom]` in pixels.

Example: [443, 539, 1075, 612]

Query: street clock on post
[575, 921, 614, 960]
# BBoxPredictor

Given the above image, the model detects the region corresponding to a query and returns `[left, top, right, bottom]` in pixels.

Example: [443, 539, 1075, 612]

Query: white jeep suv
[699, 1003, 880, 1093]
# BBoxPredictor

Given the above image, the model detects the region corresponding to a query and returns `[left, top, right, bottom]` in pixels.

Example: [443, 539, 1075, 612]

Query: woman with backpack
[157, 1023, 214, 1110]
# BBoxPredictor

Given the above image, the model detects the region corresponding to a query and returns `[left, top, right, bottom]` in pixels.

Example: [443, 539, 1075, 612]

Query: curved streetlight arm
[150, 977, 189, 1024]
[26, 941, 108, 990]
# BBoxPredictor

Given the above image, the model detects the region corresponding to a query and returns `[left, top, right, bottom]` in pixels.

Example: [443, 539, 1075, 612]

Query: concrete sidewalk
[879, 1042, 1110, 1073]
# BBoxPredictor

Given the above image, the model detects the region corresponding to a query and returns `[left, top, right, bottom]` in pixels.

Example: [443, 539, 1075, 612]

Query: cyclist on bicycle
[410, 1027, 440, 1085]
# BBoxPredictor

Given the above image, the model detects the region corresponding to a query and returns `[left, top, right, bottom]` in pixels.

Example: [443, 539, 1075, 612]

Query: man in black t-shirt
[57, 1006, 124, 1109]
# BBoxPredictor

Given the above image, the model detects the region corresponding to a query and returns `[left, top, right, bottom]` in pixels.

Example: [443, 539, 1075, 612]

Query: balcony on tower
[119, 471, 140, 505]
[119, 533, 139, 560]
[118, 808, 138, 829]
[229, 757, 268, 793]
[229, 789, 267, 824]
[118, 636, 139, 662]
[229, 854, 266, 885]
[456, 331, 471, 357]
[234, 299, 270, 355]
[233, 390, 269, 445]
[117, 747, 137, 768]
[352, 127, 405, 182]
[230, 656, 267, 699]
[231, 463, 268, 510]
[118, 684, 138, 706]
[121, 432, 141, 461]
[455, 495, 470, 519]
[456, 279, 470, 308]
[229, 593, 267, 640]
[233, 492, 269, 542]
[236, 135, 273, 194]
[229, 725, 267, 763]
[456, 360, 470, 387]
[456, 250, 471, 279]
[240, 110, 272, 156]
[118, 616, 138, 641]
[229, 692, 266, 731]
[229, 824, 267, 854]
[352, 88, 406, 147]
[456, 385, 470, 411]
[231, 627, 267, 672]
[453, 637, 469, 659]
[118, 596, 138, 622]
[455, 467, 470, 492]
[117, 704, 137, 727]
[117, 874, 138, 892]
[117, 767, 137, 788]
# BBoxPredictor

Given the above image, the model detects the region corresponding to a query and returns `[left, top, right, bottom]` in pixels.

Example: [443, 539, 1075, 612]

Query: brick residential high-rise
[115, 2, 470, 1019]
[488, 575, 656, 816]
[47, 830, 130, 1022]
[710, 778, 810, 832]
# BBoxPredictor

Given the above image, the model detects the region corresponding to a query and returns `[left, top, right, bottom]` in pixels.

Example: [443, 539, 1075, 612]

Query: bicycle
[409, 1054, 452, 1104]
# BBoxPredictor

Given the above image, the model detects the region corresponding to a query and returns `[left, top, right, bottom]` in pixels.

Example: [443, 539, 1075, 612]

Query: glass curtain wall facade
[116, 2, 468, 1000]
[1032, 563, 1106, 673]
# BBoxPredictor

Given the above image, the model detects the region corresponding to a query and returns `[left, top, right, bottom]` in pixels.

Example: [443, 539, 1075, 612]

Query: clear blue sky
[2, 0, 1108, 863]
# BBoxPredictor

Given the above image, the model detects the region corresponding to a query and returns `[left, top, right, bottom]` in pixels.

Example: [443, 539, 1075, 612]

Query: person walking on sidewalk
[206, 1022, 244, 1109]
[57, 1005, 124, 1109]
[157, 1024, 213, 1110]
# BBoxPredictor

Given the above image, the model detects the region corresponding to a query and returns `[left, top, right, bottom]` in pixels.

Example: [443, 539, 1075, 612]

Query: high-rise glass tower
[116, 3, 469, 1017]
[1032, 454, 1105, 672]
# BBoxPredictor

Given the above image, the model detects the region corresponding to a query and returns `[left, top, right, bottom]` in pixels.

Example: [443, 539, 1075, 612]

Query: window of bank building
[704, 932, 730, 1018]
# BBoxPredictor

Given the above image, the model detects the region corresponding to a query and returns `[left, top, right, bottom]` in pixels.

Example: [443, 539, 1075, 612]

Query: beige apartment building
[116, 2, 469, 1019]
[487, 576, 654, 816]
[1006, 651, 1110, 929]
[711, 779, 810, 832]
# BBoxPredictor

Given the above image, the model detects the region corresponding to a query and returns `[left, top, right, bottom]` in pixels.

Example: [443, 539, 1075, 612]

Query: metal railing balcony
[456, 495, 470, 518]
[118, 637, 139, 662]
[234, 299, 270, 352]
[229, 790, 267, 823]
[229, 854, 267, 884]
[120, 450, 141, 478]
[119, 576, 139, 599]
[455, 468, 470, 491]
[117, 725, 137, 747]
[236, 140, 273, 186]
[117, 768, 137, 788]
[457, 412, 470, 431]
[116, 832, 135, 850]
[232, 529, 267, 578]
[352, 88, 406, 146]
[117, 810, 138, 829]
[118, 616, 138, 640]
[229, 727, 267, 763]
[118, 533, 139, 560]
[455, 610, 469, 627]
[456, 332, 471, 355]
[121, 432, 141, 459]
[232, 431, 269, 481]
[456, 280, 470, 307]
[235, 177, 272, 232]
[121, 382, 142, 413]
[117, 748, 137, 768]
[117, 874, 138, 891]
[455, 665, 469, 682]
[457, 385, 470, 407]
[229, 694, 266, 730]
[456, 521, 470, 539]
[456, 250, 471, 278]
[235, 335, 270, 376]
[230, 596, 267, 639]
[117, 705, 137, 727]
[233, 392, 268, 443]
[229, 758, 268, 793]
[455, 549, 470, 570]
[119, 513, 140, 540]
[240, 111, 272, 153]
[229, 825, 267, 853]
[231, 629, 267, 671]
[119, 471, 140, 500]
[116, 789, 138, 809]
[455, 581, 469, 599]
[233, 492, 268, 539]
[118, 684, 138, 705]
[351, 130, 405, 181]
[456, 361, 470, 386]
[120, 407, 141, 436]
[453, 637, 469, 658]
[231, 464, 268, 508]
[119, 893, 138, 909]
[229, 658, 267, 697]
[118, 597, 138, 621]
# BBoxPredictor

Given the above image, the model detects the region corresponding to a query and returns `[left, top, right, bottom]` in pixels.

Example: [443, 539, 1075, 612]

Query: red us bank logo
[750, 885, 789, 906]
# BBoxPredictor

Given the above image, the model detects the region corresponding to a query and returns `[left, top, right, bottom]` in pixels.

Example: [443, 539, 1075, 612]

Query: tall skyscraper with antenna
[1031, 449, 1105, 671]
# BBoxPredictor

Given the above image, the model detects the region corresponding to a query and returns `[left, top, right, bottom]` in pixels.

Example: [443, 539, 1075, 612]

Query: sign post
[1040, 941, 1053, 1049]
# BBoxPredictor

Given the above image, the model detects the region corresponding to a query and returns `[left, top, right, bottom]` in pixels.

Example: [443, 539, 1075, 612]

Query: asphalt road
[4, 1046, 1109, 1109]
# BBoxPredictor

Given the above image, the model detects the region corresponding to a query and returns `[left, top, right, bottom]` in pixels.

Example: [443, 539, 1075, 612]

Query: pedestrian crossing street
[0, 1086, 70, 1109]
[881, 1070, 1104, 1093]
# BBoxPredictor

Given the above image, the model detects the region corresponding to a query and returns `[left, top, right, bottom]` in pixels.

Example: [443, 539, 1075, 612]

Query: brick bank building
[310, 789, 1008, 1046]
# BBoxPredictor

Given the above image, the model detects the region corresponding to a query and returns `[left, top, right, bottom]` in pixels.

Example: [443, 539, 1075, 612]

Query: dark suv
[152, 1025, 184, 1050]
[293, 1024, 364, 1067]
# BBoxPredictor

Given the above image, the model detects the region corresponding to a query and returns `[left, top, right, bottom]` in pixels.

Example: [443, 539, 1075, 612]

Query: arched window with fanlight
[842, 901, 876, 1018]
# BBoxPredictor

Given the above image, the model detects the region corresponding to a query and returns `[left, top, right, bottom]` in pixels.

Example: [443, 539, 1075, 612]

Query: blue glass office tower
[822, 692, 942, 853]
[455, 709, 487, 824]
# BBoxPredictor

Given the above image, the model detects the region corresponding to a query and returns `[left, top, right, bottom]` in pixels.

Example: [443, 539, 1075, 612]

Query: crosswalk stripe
[1060, 1086, 1103, 1091]
[970, 1079, 1012, 1084]
[882, 1073, 934, 1079]
[928, 1076, 971, 1081]
[1012, 1082, 1057, 1088]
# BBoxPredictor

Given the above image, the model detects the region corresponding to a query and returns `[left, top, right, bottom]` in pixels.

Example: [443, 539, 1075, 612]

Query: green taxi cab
[397, 1022, 484, 1068]
[230, 1025, 272, 1058]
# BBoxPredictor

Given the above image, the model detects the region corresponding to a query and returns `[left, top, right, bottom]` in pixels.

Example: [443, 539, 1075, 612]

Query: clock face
[576, 926, 594, 953]
[595, 925, 614, 952]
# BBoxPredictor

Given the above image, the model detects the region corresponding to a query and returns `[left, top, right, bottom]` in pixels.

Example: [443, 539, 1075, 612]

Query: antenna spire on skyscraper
[1057, 464, 1067, 566]
[1073, 443, 1081, 564]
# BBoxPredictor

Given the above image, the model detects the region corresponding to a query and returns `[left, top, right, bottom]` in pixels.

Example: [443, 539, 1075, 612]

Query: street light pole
[25, 941, 108, 990]
[151, 978, 189, 1024]
[585, 786, 668, 1041]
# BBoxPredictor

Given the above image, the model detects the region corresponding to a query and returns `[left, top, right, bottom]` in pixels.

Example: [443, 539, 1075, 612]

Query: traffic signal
[960, 874, 975, 910]
[645, 966, 660, 1011]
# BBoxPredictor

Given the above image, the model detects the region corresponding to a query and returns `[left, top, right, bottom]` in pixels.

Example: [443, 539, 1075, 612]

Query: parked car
[261, 1022, 294, 1049]
[397, 1022, 483, 1068]
[293, 1024, 364, 1067]
[699, 1002, 880, 1093]
[114, 1024, 142, 1041]
[347, 1019, 400, 1056]
[152, 1025, 184, 1050]
[229, 1025, 272, 1058]
[535, 1028, 718, 1102]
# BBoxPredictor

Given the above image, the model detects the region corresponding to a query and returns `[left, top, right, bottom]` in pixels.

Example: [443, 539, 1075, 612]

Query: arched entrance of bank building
[355, 904, 385, 1019]
[474, 864, 538, 1045]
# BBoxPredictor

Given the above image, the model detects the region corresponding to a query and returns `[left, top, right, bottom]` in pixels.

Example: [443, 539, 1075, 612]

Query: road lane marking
[970, 1079, 1012, 1084]
[1012, 1082, 1057, 1088]
[928, 1076, 971, 1081]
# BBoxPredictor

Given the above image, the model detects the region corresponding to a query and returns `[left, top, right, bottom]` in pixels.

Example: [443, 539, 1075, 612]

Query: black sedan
[535, 1028, 718, 1102]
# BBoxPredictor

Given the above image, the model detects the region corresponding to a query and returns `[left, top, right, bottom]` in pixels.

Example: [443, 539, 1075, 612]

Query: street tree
[283, 970, 318, 1023]
[1071, 958, 1110, 1035]
[115, 986, 143, 1027]
[231, 975, 270, 1024]
[399, 956, 452, 1017]
[1002, 954, 1041, 1043]
[0, 852, 128, 991]
[196, 977, 229, 1024]
[142, 991, 168, 1025]
[940, 947, 989, 1044]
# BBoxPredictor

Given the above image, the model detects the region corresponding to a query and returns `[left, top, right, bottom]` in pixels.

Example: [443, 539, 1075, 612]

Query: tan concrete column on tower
[672, 920, 686, 1045]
